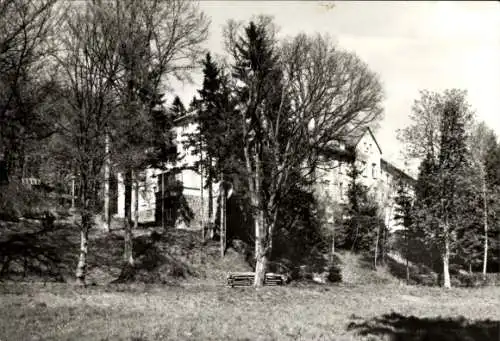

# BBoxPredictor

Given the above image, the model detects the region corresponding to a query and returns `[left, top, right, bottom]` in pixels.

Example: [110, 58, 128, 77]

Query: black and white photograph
[0, 1, 499, 340]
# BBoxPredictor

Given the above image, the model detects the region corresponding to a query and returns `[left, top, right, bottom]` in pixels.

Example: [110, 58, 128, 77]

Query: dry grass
[0, 218, 252, 285]
[1, 282, 499, 341]
[1, 220, 499, 340]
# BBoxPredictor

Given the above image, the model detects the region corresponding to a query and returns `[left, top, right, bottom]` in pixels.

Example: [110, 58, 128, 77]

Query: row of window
[337, 161, 378, 179]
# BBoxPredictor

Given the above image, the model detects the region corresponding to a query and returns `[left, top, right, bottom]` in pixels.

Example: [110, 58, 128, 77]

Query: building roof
[380, 158, 416, 185]
[174, 111, 197, 126]
[344, 127, 383, 155]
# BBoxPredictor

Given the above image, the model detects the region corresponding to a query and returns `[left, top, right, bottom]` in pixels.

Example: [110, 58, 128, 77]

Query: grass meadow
[1, 281, 499, 341]
[0, 219, 499, 341]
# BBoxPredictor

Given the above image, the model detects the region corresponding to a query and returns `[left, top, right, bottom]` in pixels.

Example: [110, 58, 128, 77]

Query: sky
[172, 1, 500, 171]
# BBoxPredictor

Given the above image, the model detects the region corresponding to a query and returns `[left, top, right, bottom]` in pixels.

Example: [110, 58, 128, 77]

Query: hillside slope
[0, 217, 252, 285]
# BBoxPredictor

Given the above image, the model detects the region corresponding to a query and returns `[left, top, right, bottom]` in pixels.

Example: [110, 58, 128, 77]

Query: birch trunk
[123, 170, 134, 266]
[254, 209, 266, 287]
[103, 132, 110, 232]
[374, 224, 380, 268]
[405, 229, 410, 284]
[75, 213, 90, 285]
[220, 180, 226, 258]
[253, 150, 267, 288]
[443, 225, 451, 289]
[482, 176, 488, 277]
[200, 164, 205, 241]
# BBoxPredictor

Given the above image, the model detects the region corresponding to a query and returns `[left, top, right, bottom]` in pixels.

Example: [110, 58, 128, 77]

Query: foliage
[189, 53, 243, 182]
[224, 16, 384, 286]
[405, 90, 475, 287]
[341, 161, 385, 254]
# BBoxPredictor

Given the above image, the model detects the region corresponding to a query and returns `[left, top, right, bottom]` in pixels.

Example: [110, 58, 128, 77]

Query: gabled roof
[344, 127, 383, 155]
[174, 111, 197, 126]
[380, 158, 416, 185]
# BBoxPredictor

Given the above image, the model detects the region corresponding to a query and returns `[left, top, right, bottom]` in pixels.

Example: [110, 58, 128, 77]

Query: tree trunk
[351, 219, 359, 252]
[406, 256, 410, 284]
[405, 229, 410, 284]
[123, 170, 134, 266]
[482, 176, 488, 277]
[253, 150, 266, 288]
[161, 172, 165, 230]
[75, 213, 90, 285]
[382, 206, 392, 266]
[374, 224, 380, 269]
[71, 176, 76, 211]
[208, 166, 214, 239]
[208, 156, 213, 221]
[254, 209, 266, 288]
[103, 132, 110, 232]
[330, 219, 336, 265]
[382, 225, 387, 265]
[133, 171, 139, 230]
[443, 226, 451, 289]
[200, 161, 205, 241]
[208, 179, 213, 221]
[220, 179, 226, 258]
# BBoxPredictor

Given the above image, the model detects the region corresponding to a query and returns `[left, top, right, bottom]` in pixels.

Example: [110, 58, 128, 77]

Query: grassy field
[1, 219, 499, 340]
[1, 281, 499, 341]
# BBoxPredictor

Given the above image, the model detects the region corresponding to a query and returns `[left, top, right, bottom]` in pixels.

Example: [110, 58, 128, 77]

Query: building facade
[116, 120, 415, 231]
[115, 113, 211, 229]
[315, 127, 415, 232]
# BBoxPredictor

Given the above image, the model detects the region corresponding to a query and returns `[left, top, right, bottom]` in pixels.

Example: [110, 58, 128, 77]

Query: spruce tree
[343, 161, 383, 255]
[436, 97, 472, 288]
[393, 180, 415, 282]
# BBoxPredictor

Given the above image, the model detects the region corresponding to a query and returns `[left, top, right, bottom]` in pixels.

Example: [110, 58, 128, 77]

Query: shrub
[327, 264, 342, 283]
[454, 272, 487, 288]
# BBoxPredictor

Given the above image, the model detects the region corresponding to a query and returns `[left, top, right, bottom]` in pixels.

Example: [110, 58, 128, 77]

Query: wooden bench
[226, 272, 286, 287]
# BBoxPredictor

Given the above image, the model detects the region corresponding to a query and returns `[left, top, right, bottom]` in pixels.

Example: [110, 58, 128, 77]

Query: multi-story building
[115, 112, 211, 229]
[315, 127, 415, 232]
[115, 118, 415, 231]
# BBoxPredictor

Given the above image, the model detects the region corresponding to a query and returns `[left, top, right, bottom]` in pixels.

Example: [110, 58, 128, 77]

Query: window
[372, 163, 377, 179]
[338, 162, 343, 175]
[362, 161, 367, 177]
[339, 182, 343, 200]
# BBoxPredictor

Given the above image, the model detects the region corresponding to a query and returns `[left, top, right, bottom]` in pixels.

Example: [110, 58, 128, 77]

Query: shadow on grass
[112, 230, 201, 284]
[385, 256, 438, 287]
[0, 221, 78, 281]
[347, 312, 500, 341]
[0, 219, 220, 285]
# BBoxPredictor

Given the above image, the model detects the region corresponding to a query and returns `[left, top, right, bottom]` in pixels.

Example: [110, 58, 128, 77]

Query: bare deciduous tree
[0, 0, 59, 177]
[469, 122, 497, 277]
[95, 0, 209, 264]
[226, 19, 383, 287]
[55, 1, 120, 285]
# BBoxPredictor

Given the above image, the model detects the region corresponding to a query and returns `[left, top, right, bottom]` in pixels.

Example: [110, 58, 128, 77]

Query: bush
[484, 273, 500, 286]
[0, 181, 48, 220]
[327, 264, 342, 283]
[454, 272, 487, 288]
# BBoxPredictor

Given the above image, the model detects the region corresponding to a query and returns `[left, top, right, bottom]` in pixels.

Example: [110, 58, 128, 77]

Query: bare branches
[397, 89, 474, 161]
[0, 0, 57, 73]
[0, 0, 59, 174]
[281, 33, 384, 150]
